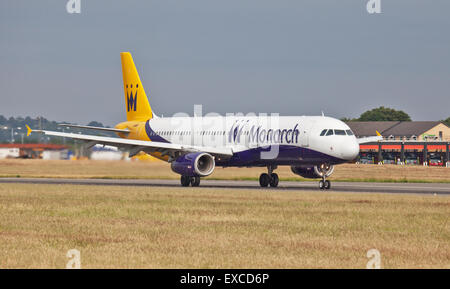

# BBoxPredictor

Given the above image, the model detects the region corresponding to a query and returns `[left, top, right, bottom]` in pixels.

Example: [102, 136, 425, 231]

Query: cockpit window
[321, 129, 354, 136]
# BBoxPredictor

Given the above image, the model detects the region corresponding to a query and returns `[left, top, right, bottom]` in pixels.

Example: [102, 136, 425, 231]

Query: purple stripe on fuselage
[216, 145, 347, 167]
[145, 120, 170, 143]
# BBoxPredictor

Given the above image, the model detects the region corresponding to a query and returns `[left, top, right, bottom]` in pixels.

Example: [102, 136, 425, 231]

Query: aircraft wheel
[259, 173, 270, 187]
[324, 180, 331, 190]
[191, 176, 201, 187]
[269, 173, 279, 187]
[181, 175, 191, 187]
[319, 180, 325, 190]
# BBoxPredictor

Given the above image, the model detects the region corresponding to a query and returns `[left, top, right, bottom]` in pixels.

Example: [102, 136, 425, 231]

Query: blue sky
[1, 0, 449, 125]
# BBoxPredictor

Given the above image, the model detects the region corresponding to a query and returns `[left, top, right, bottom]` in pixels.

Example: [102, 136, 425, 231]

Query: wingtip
[26, 125, 32, 137]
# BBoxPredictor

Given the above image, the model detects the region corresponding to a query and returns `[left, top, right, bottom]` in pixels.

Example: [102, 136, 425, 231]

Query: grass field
[0, 159, 449, 183]
[0, 183, 448, 268]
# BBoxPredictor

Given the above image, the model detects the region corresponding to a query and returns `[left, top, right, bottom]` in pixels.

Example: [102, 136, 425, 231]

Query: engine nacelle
[291, 164, 334, 179]
[171, 152, 215, 177]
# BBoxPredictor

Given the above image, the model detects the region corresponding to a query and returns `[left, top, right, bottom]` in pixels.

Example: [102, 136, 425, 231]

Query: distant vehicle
[359, 152, 375, 164]
[382, 153, 396, 164]
[405, 153, 418, 165]
[429, 154, 443, 166]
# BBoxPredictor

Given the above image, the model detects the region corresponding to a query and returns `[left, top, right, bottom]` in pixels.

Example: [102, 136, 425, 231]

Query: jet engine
[171, 152, 215, 177]
[291, 164, 334, 179]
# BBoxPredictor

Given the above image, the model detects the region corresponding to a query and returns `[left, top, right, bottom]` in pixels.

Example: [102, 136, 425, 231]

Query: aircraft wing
[57, 124, 130, 134]
[26, 126, 233, 159]
[356, 131, 383, 144]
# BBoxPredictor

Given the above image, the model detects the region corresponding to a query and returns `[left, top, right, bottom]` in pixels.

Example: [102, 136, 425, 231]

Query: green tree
[357, 106, 411, 121]
[442, 117, 450, 127]
[0, 116, 114, 143]
[87, 121, 104, 127]
[0, 115, 6, 125]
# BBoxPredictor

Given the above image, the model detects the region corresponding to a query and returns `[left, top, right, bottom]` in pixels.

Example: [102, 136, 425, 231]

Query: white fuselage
[145, 115, 359, 166]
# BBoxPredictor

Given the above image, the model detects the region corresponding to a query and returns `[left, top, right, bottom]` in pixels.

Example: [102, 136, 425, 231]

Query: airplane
[27, 52, 381, 189]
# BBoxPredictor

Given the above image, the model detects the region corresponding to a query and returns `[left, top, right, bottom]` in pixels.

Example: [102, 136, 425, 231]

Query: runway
[0, 177, 449, 195]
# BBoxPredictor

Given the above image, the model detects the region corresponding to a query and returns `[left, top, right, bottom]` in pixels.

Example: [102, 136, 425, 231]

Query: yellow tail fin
[121, 52, 153, 121]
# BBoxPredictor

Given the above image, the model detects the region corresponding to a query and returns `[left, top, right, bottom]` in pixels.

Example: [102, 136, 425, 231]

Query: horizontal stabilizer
[357, 135, 383, 144]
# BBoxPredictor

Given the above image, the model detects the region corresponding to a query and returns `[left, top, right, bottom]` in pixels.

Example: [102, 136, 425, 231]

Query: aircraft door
[300, 122, 311, 147]
[300, 129, 309, 147]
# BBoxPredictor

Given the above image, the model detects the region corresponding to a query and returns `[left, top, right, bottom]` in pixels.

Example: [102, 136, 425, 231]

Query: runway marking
[323, 183, 450, 191]
[0, 178, 449, 195]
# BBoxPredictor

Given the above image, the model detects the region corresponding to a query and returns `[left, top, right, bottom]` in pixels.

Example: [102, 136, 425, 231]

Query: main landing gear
[259, 165, 279, 187]
[180, 176, 201, 187]
[317, 163, 332, 190]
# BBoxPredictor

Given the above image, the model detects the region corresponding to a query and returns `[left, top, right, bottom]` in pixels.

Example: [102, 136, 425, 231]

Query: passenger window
[346, 130, 354, 136]
[326, 129, 334, 136]
[320, 129, 327, 136]
[335, 129, 346, 135]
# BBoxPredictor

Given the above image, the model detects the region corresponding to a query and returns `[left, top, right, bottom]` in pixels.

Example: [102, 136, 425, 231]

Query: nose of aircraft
[340, 139, 360, 160]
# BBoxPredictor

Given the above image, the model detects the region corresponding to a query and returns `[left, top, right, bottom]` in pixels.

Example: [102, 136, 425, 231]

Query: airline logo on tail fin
[126, 84, 138, 112]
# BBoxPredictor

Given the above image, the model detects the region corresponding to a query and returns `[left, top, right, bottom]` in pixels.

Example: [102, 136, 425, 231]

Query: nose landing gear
[316, 163, 332, 190]
[259, 165, 279, 187]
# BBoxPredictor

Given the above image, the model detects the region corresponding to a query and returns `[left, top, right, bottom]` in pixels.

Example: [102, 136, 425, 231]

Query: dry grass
[0, 183, 448, 268]
[0, 159, 449, 183]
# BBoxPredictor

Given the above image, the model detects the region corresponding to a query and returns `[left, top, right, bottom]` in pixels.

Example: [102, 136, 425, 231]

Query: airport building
[0, 144, 69, 160]
[89, 145, 128, 161]
[346, 121, 450, 166]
